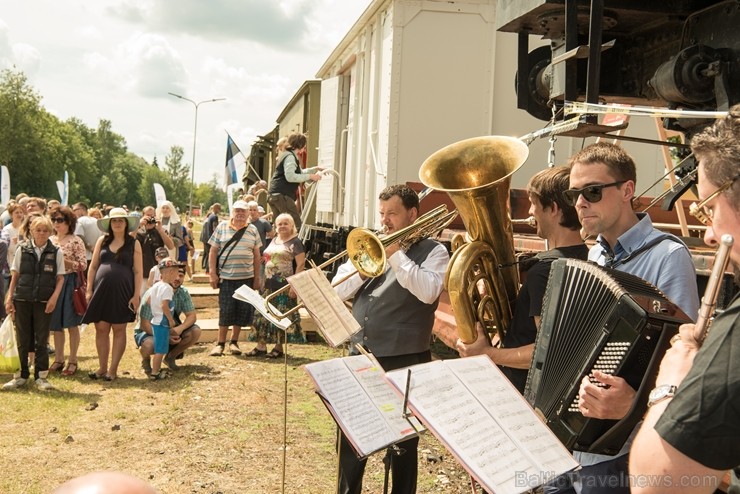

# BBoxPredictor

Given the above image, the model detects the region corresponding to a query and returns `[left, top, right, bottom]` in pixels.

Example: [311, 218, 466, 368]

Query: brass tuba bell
[420, 136, 529, 344]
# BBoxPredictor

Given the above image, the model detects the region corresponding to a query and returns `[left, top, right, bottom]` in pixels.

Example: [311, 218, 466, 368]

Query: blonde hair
[275, 213, 297, 236]
[30, 215, 53, 233]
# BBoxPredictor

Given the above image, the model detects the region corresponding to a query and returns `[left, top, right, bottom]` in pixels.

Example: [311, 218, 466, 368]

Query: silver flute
[695, 234, 734, 344]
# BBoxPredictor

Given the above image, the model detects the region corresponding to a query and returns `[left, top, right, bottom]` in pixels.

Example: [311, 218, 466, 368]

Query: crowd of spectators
[0, 164, 317, 390]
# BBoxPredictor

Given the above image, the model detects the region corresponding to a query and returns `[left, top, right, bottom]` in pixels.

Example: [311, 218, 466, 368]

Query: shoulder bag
[73, 269, 88, 316]
[215, 226, 247, 277]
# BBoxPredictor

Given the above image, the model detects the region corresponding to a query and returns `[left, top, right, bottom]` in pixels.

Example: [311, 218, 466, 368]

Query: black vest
[350, 238, 441, 357]
[14, 240, 58, 302]
[268, 151, 300, 197]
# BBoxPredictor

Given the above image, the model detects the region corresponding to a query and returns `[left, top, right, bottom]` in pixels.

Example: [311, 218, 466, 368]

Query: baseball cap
[232, 200, 249, 210]
[158, 258, 184, 270]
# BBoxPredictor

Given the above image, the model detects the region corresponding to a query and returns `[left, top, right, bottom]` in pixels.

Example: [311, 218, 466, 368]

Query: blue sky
[0, 0, 369, 185]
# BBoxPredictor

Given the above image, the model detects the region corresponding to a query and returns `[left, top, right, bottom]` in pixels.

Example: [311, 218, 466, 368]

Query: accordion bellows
[525, 258, 690, 455]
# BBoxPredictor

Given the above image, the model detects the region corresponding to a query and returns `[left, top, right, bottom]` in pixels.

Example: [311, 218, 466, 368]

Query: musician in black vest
[456, 166, 588, 393]
[333, 184, 450, 494]
[267, 133, 323, 229]
[630, 106, 740, 493]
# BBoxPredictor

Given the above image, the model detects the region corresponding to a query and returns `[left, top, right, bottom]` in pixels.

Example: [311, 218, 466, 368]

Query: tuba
[419, 136, 529, 343]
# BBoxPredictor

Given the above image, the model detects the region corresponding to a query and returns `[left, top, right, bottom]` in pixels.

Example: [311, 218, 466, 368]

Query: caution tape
[564, 101, 728, 119]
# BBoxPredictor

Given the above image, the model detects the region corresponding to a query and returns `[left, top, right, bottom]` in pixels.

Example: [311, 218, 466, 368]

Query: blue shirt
[588, 213, 699, 320]
[576, 212, 701, 469]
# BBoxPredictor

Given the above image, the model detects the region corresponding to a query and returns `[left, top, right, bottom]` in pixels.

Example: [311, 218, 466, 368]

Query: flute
[694, 234, 734, 344]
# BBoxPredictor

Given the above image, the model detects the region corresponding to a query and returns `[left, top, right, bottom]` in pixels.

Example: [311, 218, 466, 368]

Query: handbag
[72, 269, 88, 316]
[0, 315, 20, 373]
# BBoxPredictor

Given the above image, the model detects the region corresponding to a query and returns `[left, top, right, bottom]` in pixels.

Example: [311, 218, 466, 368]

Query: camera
[145, 217, 157, 225]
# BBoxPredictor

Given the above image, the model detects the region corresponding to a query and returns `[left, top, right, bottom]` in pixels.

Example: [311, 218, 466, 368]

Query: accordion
[524, 258, 690, 455]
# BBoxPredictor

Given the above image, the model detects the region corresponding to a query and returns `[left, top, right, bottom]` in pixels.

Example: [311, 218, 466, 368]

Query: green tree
[162, 145, 189, 209]
[138, 161, 169, 207]
[193, 173, 227, 213]
[0, 67, 219, 208]
[0, 68, 55, 196]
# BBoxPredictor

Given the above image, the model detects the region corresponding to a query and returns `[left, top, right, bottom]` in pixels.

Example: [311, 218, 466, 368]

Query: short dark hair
[286, 133, 307, 151]
[567, 142, 637, 184]
[527, 167, 581, 230]
[690, 104, 740, 209]
[51, 205, 78, 232]
[73, 202, 89, 212]
[378, 184, 419, 211]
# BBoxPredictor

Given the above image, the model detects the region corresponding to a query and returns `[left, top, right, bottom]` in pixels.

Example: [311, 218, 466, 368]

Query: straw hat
[97, 207, 139, 231]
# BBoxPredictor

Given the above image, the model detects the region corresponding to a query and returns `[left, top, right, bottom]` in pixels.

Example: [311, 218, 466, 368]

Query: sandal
[62, 362, 78, 376]
[88, 371, 112, 381]
[50, 361, 65, 372]
[246, 348, 267, 357]
[149, 370, 167, 381]
[266, 349, 284, 359]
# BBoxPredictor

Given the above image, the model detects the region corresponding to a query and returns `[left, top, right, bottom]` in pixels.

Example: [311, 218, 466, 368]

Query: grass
[0, 327, 471, 493]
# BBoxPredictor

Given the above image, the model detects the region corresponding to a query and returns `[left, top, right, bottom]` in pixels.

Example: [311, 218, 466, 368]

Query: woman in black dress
[83, 208, 143, 381]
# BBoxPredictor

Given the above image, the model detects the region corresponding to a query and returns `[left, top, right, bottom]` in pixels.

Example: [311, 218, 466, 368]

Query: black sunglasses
[51, 217, 66, 223]
[563, 181, 626, 206]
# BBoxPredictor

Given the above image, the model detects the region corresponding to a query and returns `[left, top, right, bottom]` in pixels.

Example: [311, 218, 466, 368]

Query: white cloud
[83, 32, 188, 99]
[0, 0, 371, 188]
[0, 19, 41, 75]
[9, 43, 41, 76]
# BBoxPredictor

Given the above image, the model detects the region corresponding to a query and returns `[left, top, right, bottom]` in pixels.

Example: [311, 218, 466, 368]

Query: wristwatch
[648, 384, 677, 407]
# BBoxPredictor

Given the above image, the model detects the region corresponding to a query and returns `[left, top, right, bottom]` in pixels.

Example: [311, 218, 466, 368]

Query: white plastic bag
[0, 316, 20, 374]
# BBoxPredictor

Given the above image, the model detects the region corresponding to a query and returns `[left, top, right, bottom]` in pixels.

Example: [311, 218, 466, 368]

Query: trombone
[264, 204, 458, 318]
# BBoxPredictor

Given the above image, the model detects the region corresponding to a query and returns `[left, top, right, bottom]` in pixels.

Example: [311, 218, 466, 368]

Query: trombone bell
[347, 228, 386, 278]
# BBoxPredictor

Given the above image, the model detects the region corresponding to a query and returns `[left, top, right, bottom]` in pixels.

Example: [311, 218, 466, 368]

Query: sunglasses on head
[51, 217, 66, 223]
[563, 181, 626, 206]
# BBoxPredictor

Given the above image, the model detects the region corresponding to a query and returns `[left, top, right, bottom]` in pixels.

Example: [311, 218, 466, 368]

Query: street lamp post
[168, 92, 225, 216]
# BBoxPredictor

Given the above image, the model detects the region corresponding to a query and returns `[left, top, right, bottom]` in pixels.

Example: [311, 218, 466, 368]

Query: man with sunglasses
[546, 142, 700, 494]
[629, 107, 740, 493]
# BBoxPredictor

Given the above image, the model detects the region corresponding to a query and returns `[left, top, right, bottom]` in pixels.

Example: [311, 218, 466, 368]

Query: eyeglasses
[51, 217, 66, 223]
[689, 175, 738, 226]
[563, 181, 626, 206]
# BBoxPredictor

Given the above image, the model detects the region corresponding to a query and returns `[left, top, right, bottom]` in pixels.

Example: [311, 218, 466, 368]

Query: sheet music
[288, 269, 361, 347]
[233, 285, 291, 330]
[447, 357, 579, 482]
[385, 356, 578, 494]
[304, 355, 418, 458]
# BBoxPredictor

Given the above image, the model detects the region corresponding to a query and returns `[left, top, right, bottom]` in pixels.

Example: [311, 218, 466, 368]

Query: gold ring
[670, 334, 681, 345]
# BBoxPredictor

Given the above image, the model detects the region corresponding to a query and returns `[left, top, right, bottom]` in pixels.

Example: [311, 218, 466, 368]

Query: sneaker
[35, 378, 54, 391]
[164, 354, 180, 371]
[229, 342, 242, 355]
[209, 344, 224, 357]
[141, 357, 152, 375]
[2, 377, 28, 390]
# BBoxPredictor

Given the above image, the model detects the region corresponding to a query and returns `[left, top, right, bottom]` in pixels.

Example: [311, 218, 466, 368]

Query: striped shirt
[208, 220, 261, 280]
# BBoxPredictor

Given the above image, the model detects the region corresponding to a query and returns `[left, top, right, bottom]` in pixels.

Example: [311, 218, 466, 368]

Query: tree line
[0, 68, 226, 212]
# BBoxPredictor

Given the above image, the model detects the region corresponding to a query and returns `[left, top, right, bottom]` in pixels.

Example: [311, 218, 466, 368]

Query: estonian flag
[225, 135, 240, 187]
